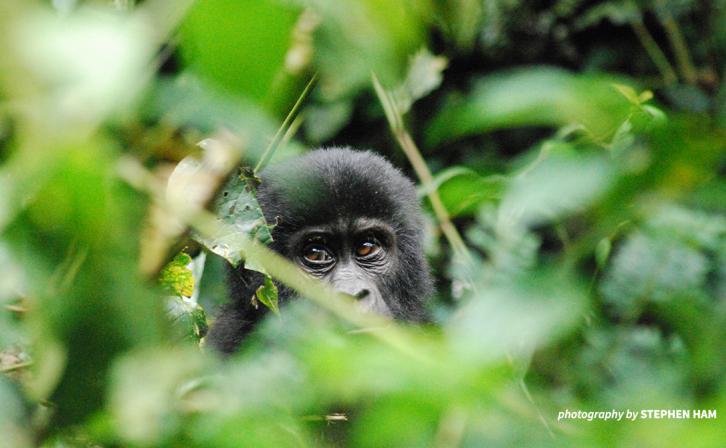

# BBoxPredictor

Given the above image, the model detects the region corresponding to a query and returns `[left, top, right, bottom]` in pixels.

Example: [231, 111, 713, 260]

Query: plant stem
[371, 73, 472, 263]
[255, 73, 318, 173]
[0, 360, 33, 373]
[630, 20, 677, 85]
[4, 304, 28, 313]
[659, 10, 698, 84]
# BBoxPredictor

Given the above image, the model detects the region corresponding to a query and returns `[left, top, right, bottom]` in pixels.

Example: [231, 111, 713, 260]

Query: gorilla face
[208, 147, 433, 353]
[288, 216, 396, 316]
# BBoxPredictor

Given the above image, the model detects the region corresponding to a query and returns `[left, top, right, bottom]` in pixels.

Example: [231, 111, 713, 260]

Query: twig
[4, 304, 28, 313]
[629, 20, 677, 85]
[255, 73, 318, 173]
[281, 114, 305, 148]
[518, 378, 555, 439]
[371, 73, 472, 264]
[433, 406, 468, 448]
[657, 7, 697, 84]
[1, 360, 33, 373]
[302, 413, 349, 422]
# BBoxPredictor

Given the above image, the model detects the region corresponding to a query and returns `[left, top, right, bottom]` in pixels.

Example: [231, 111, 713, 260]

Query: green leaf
[576, 1, 642, 28]
[392, 48, 448, 114]
[501, 148, 614, 227]
[426, 68, 633, 146]
[166, 296, 209, 342]
[600, 206, 726, 316]
[600, 232, 709, 317]
[575, 327, 688, 406]
[304, 0, 432, 98]
[421, 167, 505, 217]
[595, 237, 612, 269]
[447, 270, 587, 363]
[180, 0, 300, 104]
[195, 168, 275, 271]
[0, 378, 32, 447]
[303, 100, 354, 143]
[159, 252, 194, 298]
[109, 347, 207, 445]
[613, 83, 654, 105]
[3, 6, 150, 132]
[255, 274, 280, 315]
[147, 75, 278, 166]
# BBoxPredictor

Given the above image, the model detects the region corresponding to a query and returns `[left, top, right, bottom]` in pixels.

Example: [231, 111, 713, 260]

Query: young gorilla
[208, 147, 433, 354]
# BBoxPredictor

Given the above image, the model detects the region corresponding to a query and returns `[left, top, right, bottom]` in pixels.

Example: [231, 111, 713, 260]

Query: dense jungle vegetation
[0, 0, 724, 446]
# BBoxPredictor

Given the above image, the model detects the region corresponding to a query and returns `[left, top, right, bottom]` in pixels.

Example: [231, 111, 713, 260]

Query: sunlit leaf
[180, 0, 300, 105]
[301, 0, 432, 98]
[159, 252, 194, 298]
[426, 68, 633, 146]
[147, 75, 277, 165]
[501, 148, 614, 227]
[392, 48, 448, 113]
[0, 378, 32, 448]
[4, 5, 150, 132]
[420, 166, 505, 217]
[447, 271, 587, 363]
[303, 100, 354, 143]
[110, 347, 207, 445]
[595, 237, 612, 269]
[255, 274, 280, 315]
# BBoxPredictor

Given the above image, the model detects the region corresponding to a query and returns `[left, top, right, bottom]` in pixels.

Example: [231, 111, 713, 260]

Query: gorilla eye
[302, 244, 334, 265]
[356, 238, 381, 258]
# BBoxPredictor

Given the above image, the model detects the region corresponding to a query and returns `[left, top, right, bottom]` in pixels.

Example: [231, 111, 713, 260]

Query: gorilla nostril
[354, 289, 370, 300]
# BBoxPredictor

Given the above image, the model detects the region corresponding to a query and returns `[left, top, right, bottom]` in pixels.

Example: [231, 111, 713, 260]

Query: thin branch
[302, 413, 349, 422]
[371, 73, 471, 263]
[281, 114, 305, 148]
[433, 406, 468, 448]
[518, 378, 555, 439]
[629, 20, 677, 85]
[658, 9, 697, 84]
[255, 73, 318, 173]
[4, 304, 28, 313]
[1, 360, 33, 373]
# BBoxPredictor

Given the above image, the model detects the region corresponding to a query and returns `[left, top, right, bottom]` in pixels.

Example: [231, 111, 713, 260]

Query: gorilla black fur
[207, 147, 433, 354]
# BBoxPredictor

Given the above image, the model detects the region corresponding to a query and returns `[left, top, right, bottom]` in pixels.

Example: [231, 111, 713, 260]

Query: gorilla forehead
[258, 148, 421, 233]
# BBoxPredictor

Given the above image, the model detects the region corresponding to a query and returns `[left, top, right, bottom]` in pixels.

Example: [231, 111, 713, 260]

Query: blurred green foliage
[0, 0, 725, 447]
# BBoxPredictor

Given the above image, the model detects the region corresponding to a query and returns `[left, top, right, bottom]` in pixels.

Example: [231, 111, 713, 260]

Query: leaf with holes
[195, 167, 275, 273]
[255, 274, 279, 316]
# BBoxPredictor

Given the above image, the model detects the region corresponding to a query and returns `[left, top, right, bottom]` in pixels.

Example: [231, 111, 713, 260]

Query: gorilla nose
[336, 285, 370, 300]
[353, 289, 370, 300]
